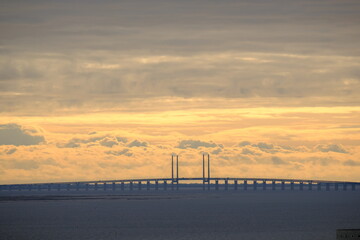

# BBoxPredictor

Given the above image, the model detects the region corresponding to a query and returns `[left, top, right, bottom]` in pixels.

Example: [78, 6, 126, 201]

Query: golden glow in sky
[0, 0, 360, 183]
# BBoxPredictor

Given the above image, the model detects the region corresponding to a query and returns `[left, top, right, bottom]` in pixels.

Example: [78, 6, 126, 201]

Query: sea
[0, 190, 359, 240]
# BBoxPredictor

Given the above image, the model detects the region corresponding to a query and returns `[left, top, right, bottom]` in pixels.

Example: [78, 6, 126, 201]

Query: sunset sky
[1, 0, 360, 184]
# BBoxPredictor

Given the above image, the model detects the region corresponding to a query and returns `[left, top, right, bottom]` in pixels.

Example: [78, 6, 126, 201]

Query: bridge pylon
[171, 155, 179, 186]
[203, 154, 210, 190]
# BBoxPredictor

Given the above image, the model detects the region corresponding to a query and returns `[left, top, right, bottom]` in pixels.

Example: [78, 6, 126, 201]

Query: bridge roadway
[1, 177, 360, 192]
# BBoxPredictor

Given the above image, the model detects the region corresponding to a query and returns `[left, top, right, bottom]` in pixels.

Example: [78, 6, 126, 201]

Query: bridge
[1, 154, 359, 192]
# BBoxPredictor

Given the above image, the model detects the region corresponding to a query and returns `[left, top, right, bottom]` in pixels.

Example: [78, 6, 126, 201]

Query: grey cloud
[59, 135, 127, 148]
[343, 160, 360, 166]
[1, 0, 360, 114]
[238, 141, 251, 147]
[105, 149, 133, 157]
[127, 140, 148, 148]
[9, 160, 39, 170]
[251, 142, 280, 154]
[6, 148, 17, 155]
[241, 148, 261, 156]
[4, 158, 59, 170]
[211, 148, 222, 155]
[116, 137, 128, 143]
[315, 144, 348, 154]
[61, 141, 80, 148]
[177, 140, 218, 149]
[254, 142, 274, 150]
[240, 142, 309, 154]
[0, 124, 45, 146]
[99, 137, 118, 148]
[271, 156, 287, 165]
[291, 157, 339, 166]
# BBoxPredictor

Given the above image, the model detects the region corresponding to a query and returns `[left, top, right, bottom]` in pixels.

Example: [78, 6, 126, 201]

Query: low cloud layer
[0, 123, 358, 184]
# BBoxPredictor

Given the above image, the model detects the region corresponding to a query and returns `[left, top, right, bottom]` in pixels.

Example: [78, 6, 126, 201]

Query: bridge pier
[343, 183, 347, 191]
[121, 182, 124, 191]
[263, 181, 266, 191]
[103, 183, 107, 191]
[335, 183, 338, 191]
[352, 183, 356, 191]
[234, 180, 238, 190]
[112, 182, 115, 191]
[225, 179, 228, 190]
[272, 181, 276, 191]
[281, 181, 285, 191]
[317, 183, 321, 191]
[76, 183, 80, 191]
[95, 183, 98, 191]
[155, 181, 158, 190]
[164, 181, 167, 190]
[291, 181, 294, 191]
[138, 181, 142, 190]
[244, 180, 247, 191]
[85, 184, 89, 191]
[326, 183, 330, 191]
[309, 182, 312, 191]
[215, 180, 219, 190]
[253, 181, 257, 191]
[130, 181, 133, 191]
[300, 182, 303, 191]
[147, 181, 150, 190]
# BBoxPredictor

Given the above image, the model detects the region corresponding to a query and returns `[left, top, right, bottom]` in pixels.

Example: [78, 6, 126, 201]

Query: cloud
[105, 148, 133, 157]
[4, 157, 59, 170]
[99, 137, 118, 148]
[271, 156, 287, 165]
[211, 148, 222, 155]
[238, 141, 251, 147]
[315, 144, 349, 154]
[116, 137, 128, 143]
[127, 140, 148, 148]
[236, 141, 311, 155]
[0, 124, 45, 146]
[59, 135, 127, 148]
[241, 148, 261, 156]
[343, 160, 360, 166]
[1, 0, 359, 115]
[176, 140, 218, 149]
[255, 142, 274, 150]
[9, 160, 39, 170]
[62, 142, 81, 148]
[5, 148, 17, 155]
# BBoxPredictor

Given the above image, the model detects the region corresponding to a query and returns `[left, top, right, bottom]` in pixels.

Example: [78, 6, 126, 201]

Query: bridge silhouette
[1, 154, 359, 192]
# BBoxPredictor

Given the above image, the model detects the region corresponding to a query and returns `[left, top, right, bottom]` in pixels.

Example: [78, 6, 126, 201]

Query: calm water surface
[0, 191, 359, 240]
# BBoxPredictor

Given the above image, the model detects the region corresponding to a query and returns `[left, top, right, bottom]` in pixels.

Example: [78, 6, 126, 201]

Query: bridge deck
[1, 177, 359, 187]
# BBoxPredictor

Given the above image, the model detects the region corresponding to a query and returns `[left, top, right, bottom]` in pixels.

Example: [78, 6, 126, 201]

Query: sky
[0, 0, 360, 184]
